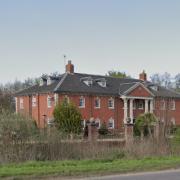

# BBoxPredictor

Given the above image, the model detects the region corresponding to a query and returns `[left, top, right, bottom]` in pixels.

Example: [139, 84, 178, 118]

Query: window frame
[47, 95, 52, 108]
[79, 96, 85, 108]
[19, 98, 24, 109]
[108, 118, 114, 129]
[108, 98, 114, 109]
[32, 96, 37, 107]
[94, 97, 101, 109]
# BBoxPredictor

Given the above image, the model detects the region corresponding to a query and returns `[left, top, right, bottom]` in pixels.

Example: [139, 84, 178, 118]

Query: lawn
[1, 156, 180, 178]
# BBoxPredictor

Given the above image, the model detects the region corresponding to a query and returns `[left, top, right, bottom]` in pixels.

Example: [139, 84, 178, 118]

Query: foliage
[150, 72, 172, 89]
[98, 122, 109, 135]
[0, 109, 38, 142]
[134, 113, 157, 138]
[107, 70, 129, 78]
[53, 100, 82, 135]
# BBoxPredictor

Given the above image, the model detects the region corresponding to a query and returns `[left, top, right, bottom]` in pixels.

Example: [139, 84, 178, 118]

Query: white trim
[54, 73, 68, 91]
[123, 82, 154, 97]
[121, 95, 153, 100]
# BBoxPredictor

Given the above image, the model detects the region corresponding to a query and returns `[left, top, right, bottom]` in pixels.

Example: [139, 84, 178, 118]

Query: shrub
[98, 122, 109, 135]
[53, 100, 82, 136]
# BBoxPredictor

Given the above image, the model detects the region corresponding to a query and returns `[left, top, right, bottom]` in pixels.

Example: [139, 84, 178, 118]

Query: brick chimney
[139, 70, 147, 81]
[66, 60, 74, 74]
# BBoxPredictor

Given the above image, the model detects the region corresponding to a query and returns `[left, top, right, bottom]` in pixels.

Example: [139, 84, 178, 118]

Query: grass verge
[1, 156, 180, 178]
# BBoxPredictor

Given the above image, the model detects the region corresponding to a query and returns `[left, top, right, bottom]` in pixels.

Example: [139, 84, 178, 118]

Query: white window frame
[95, 97, 100, 109]
[32, 96, 37, 107]
[160, 100, 166, 110]
[108, 98, 114, 109]
[170, 100, 176, 110]
[47, 95, 52, 108]
[20, 98, 24, 109]
[171, 117, 176, 125]
[108, 118, 114, 129]
[79, 96, 85, 108]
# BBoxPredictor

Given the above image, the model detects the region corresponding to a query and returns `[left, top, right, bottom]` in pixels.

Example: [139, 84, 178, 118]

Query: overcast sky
[1, 0, 180, 84]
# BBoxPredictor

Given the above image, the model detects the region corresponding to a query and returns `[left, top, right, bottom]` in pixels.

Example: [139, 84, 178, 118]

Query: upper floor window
[108, 118, 114, 129]
[20, 98, 24, 109]
[32, 96, 37, 107]
[169, 100, 176, 110]
[95, 97, 100, 108]
[47, 95, 52, 108]
[108, 98, 114, 109]
[79, 96, 85, 108]
[160, 100, 166, 110]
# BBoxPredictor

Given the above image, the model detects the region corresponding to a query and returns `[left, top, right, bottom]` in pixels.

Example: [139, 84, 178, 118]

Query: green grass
[1, 156, 180, 178]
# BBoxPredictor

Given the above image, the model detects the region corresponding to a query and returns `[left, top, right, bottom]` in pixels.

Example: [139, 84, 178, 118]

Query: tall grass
[0, 110, 178, 164]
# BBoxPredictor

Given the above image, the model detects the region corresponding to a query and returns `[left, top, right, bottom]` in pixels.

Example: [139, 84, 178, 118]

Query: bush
[53, 100, 82, 136]
[98, 122, 109, 135]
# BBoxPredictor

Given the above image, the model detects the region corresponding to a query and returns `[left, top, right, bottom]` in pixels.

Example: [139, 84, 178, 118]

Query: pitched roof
[15, 72, 180, 99]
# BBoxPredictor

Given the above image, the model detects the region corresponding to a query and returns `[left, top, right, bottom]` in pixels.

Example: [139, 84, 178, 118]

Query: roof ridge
[54, 73, 68, 92]
[73, 72, 136, 80]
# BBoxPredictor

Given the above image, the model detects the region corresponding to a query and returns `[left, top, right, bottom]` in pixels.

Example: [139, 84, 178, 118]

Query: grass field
[1, 156, 180, 179]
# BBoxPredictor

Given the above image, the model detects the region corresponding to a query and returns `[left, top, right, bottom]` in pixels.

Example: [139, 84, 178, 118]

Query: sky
[1, 0, 180, 84]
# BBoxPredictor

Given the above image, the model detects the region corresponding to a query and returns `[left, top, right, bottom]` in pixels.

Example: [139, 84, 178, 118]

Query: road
[77, 169, 180, 180]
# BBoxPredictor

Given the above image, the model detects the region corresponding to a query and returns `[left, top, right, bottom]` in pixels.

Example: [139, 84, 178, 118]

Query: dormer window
[39, 77, 47, 86]
[150, 85, 158, 91]
[47, 78, 52, 86]
[95, 78, 107, 87]
[80, 77, 93, 86]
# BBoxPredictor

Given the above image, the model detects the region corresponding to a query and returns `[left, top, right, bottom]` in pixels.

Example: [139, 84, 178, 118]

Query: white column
[123, 98, 128, 124]
[145, 99, 149, 113]
[150, 100, 153, 113]
[15, 97, 18, 114]
[54, 93, 59, 105]
[130, 99, 134, 124]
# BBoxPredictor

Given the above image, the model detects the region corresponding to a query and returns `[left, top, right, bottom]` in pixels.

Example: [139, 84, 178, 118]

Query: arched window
[108, 118, 114, 129]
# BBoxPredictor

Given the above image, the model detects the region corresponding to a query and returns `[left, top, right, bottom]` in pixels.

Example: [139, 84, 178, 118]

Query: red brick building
[15, 61, 180, 130]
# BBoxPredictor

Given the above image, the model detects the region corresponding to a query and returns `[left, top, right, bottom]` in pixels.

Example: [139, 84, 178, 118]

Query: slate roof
[15, 72, 180, 99]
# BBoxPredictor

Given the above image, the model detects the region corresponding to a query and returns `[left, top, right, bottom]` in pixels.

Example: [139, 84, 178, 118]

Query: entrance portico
[122, 96, 154, 124]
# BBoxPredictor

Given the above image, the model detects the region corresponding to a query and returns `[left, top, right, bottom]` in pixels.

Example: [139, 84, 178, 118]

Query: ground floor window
[108, 118, 114, 129]
[95, 118, 101, 128]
